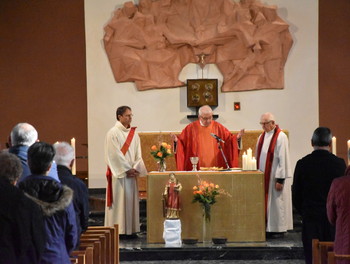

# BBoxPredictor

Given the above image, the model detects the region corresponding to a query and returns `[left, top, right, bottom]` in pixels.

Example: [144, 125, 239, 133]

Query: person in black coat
[54, 141, 89, 235]
[0, 151, 46, 264]
[292, 127, 347, 264]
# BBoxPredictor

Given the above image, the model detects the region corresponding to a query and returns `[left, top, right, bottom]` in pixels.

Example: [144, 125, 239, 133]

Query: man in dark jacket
[0, 151, 46, 264]
[54, 141, 89, 235]
[292, 127, 346, 264]
[8, 122, 60, 183]
[19, 142, 78, 264]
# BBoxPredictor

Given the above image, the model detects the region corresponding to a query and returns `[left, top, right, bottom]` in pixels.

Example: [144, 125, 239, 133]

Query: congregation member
[104, 105, 147, 236]
[292, 127, 346, 264]
[8, 122, 60, 183]
[171, 105, 244, 171]
[256, 112, 293, 238]
[0, 152, 46, 264]
[19, 142, 78, 263]
[54, 142, 90, 235]
[327, 165, 350, 263]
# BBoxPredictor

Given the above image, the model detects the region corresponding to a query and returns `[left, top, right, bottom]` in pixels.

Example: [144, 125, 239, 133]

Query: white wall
[85, 0, 318, 188]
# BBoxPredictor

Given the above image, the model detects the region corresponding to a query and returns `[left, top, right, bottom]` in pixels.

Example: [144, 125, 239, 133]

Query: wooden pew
[85, 230, 111, 264]
[86, 224, 119, 264]
[81, 234, 106, 264]
[328, 251, 350, 264]
[312, 239, 334, 264]
[79, 240, 101, 264]
[71, 246, 94, 264]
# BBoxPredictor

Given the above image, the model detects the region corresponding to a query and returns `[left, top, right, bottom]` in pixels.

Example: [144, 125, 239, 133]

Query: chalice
[190, 157, 199, 171]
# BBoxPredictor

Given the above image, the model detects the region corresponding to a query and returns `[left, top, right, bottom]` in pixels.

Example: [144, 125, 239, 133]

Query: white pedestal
[163, 219, 182, 246]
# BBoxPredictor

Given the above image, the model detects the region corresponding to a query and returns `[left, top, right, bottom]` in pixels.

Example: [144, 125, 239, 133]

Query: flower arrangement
[192, 175, 231, 222]
[150, 142, 172, 171]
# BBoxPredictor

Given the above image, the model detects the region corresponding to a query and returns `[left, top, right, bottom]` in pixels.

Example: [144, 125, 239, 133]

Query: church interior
[1, 0, 350, 263]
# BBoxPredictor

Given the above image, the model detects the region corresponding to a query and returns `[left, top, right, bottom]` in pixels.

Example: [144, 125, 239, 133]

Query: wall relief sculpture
[103, 0, 293, 92]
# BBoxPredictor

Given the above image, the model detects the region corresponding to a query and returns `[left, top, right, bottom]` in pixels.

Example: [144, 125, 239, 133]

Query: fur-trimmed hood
[19, 176, 73, 217]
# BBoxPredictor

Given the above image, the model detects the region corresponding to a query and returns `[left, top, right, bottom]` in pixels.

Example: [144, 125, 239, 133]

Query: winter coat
[19, 175, 78, 264]
[0, 177, 46, 264]
[327, 166, 350, 259]
[57, 165, 89, 234]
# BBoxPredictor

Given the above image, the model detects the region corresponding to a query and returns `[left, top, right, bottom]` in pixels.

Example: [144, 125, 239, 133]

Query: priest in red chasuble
[171, 105, 244, 171]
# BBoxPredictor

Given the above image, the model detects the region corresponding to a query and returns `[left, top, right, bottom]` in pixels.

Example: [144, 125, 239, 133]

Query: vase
[157, 159, 166, 172]
[202, 204, 211, 244]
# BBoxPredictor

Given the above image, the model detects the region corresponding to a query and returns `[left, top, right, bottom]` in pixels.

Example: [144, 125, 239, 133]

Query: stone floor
[121, 261, 305, 264]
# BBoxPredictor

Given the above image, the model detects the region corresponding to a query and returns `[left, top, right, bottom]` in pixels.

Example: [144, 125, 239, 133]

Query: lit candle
[242, 152, 247, 170]
[247, 148, 252, 161]
[251, 157, 257, 170]
[332, 137, 337, 155]
[71, 138, 76, 175]
[348, 140, 350, 165]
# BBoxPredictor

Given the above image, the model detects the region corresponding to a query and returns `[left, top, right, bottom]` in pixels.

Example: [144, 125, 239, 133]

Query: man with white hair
[256, 112, 293, 238]
[8, 122, 60, 183]
[171, 105, 243, 171]
[54, 142, 89, 235]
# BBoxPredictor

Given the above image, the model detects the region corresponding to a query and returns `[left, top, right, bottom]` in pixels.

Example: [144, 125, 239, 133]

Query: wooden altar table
[147, 171, 265, 243]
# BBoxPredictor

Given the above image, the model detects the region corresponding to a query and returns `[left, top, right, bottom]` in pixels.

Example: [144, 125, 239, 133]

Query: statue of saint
[163, 173, 182, 219]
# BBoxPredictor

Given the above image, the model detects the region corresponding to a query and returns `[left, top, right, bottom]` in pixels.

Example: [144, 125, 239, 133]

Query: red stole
[256, 125, 281, 217]
[106, 126, 136, 207]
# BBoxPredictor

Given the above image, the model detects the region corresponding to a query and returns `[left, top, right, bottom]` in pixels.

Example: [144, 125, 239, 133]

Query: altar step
[119, 231, 304, 261]
[88, 190, 304, 261]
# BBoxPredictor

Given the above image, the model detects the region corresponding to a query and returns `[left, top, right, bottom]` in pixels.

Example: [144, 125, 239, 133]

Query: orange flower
[193, 186, 198, 190]
[151, 145, 157, 151]
[157, 152, 163, 157]
[210, 183, 214, 188]
[161, 142, 168, 148]
[166, 144, 171, 149]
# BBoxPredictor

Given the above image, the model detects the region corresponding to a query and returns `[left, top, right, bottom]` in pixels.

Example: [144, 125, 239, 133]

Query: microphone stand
[215, 139, 230, 170]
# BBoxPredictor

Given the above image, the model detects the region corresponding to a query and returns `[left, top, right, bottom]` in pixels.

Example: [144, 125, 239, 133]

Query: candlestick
[332, 137, 336, 155]
[348, 140, 350, 165]
[71, 138, 76, 175]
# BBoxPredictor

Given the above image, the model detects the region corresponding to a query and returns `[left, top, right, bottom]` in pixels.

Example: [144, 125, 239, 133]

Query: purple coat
[327, 166, 350, 257]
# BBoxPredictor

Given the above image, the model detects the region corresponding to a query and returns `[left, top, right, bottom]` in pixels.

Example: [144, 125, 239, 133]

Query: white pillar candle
[242, 152, 247, 170]
[71, 137, 76, 175]
[247, 148, 252, 161]
[251, 157, 257, 170]
[332, 136, 336, 155]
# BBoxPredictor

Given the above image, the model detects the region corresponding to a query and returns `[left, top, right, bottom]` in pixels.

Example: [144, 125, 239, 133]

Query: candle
[348, 140, 350, 165]
[332, 137, 336, 155]
[242, 152, 247, 170]
[71, 138, 76, 175]
[247, 148, 252, 161]
[251, 157, 257, 170]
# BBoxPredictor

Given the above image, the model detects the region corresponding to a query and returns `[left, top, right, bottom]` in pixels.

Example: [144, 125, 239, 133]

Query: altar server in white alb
[256, 112, 293, 237]
[104, 106, 147, 235]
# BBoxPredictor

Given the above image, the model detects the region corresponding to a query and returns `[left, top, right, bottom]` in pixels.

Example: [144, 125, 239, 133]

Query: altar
[147, 170, 265, 243]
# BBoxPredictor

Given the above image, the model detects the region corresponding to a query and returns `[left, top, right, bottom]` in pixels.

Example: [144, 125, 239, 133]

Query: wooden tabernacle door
[147, 171, 265, 243]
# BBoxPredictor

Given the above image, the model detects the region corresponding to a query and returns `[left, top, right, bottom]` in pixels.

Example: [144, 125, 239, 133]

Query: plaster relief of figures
[104, 0, 293, 92]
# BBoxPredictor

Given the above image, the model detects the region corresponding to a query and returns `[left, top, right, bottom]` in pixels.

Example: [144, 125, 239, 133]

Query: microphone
[210, 133, 225, 143]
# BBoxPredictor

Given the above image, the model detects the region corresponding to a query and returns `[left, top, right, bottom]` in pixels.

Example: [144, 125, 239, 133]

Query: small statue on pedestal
[162, 173, 182, 246]
[163, 173, 182, 219]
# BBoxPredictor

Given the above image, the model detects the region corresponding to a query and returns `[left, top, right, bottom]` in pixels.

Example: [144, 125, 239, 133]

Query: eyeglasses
[199, 116, 212, 121]
[259, 121, 272, 125]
